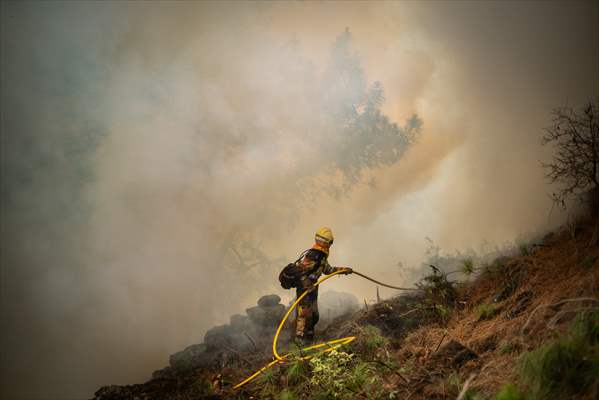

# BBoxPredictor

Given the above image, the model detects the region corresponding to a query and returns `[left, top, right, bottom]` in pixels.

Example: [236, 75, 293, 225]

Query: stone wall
[168, 294, 287, 373]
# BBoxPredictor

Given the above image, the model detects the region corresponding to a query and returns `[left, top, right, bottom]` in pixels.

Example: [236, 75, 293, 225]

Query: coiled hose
[233, 269, 419, 389]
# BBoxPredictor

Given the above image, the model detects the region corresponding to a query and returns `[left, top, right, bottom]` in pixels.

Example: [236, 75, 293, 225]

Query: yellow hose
[233, 269, 418, 390]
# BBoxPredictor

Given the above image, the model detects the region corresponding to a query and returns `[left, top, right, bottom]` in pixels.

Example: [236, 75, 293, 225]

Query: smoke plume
[1, 1, 597, 398]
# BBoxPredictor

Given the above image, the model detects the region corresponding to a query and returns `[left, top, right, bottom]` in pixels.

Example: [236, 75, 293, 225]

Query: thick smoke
[1, 1, 598, 399]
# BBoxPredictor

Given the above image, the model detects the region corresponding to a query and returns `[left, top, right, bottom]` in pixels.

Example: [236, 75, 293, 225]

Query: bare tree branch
[542, 100, 599, 206]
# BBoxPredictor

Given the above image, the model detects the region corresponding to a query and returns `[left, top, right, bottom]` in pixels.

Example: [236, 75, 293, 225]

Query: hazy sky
[1, 1, 598, 399]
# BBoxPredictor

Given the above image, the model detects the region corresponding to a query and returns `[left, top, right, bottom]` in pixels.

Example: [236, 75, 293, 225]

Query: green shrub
[259, 367, 278, 385]
[499, 341, 516, 354]
[518, 310, 599, 399]
[495, 383, 527, 400]
[483, 259, 505, 276]
[476, 303, 498, 320]
[435, 304, 451, 318]
[309, 349, 355, 397]
[447, 371, 461, 391]
[463, 388, 485, 400]
[346, 361, 372, 392]
[286, 359, 307, 385]
[462, 259, 475, 275]
[279, 389, 297, 400]
[398, 358, 414, 375]
[361, 325, 388, 354]
[307, 348, 383, 399]
[419, 271, 457, 302]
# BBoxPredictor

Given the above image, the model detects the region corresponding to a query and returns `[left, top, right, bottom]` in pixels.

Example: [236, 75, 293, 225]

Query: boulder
[169, 343, 213, 372]
[204, 324, 231, 338]
[246, 306, 266, 325]
[228, 332, 256, 352]
[246, 304, 286, 326]
[151, 366, 173, 380]
[434, 340, 478, 367]
[94, 385, 129, 399]
[263, 304, 286, 320]
[229, 314, 247, 332]
[204, 324, 232, 348]
[258, 294, 281, 308]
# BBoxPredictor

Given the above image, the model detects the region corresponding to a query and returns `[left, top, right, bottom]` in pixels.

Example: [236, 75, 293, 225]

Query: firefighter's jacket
[295, 247, 343, 301]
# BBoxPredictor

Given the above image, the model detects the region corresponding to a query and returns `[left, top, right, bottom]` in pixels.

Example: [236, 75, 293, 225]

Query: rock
[205, 324, 232, 338]
[471, 334, 497, 353]
[94, 385, 129, 399]
[228, 332, 256, 352]
[263, 303, 286, 319]
[242, 315, 261, 333]
[169, 343, 210, 371]
[246, 306, 267, 324]
[434, 340, 478, 367]
[204, 324, 232, 347]
[246, 304, 286, 326]
[506, 290, 533, 319]
[258, 294, 281, 308]
[229, 314, 247, 332]
[151, 366, 173, 380]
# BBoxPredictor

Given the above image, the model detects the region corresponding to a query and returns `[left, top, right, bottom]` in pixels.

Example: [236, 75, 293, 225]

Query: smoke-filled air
[1, 1, 598, 399]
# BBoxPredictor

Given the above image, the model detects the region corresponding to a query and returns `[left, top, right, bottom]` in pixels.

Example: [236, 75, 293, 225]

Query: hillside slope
[94, 215, 599, 400]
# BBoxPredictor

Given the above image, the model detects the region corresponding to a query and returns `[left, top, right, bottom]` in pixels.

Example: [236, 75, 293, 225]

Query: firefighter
[291, 227, 352, 342]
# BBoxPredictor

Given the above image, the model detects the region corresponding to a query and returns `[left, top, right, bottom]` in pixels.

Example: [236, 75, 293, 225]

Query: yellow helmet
[315, 227, 334, 246]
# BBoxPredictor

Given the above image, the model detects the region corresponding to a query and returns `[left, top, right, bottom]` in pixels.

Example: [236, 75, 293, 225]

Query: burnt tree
[542, 100, 599, 207]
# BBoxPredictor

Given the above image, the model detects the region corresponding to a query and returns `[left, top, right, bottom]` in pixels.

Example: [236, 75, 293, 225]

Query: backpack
[278, 249, 326, 289]
[279, 262, 300, 289]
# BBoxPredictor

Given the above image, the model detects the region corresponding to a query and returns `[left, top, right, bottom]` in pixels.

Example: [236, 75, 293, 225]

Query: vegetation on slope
[94, 212, 599, 400]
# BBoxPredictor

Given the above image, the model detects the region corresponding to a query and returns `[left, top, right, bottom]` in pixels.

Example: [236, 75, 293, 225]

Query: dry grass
[384, 215, 599, 400]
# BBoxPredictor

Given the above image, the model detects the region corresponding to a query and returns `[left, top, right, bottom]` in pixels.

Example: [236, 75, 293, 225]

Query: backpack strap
[294, 249, 310, 265]
[300, 248, 327, 276]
